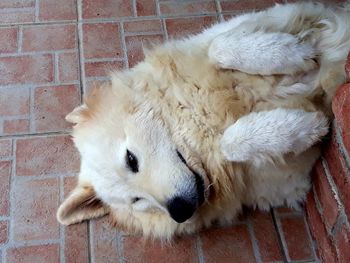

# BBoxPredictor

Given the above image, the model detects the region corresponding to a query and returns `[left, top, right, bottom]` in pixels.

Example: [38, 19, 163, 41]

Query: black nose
[167, 197, 197, 223]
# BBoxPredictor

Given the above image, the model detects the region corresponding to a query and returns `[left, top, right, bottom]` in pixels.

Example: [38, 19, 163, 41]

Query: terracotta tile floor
[0, 0, 343, 262]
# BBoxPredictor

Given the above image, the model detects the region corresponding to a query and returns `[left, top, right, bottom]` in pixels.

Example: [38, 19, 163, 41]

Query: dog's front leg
[208, 31, 316, 75]
[220, 108, 328, 165]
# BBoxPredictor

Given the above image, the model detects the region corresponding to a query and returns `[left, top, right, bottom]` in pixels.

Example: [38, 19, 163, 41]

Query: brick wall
[305, 53, 350, 263]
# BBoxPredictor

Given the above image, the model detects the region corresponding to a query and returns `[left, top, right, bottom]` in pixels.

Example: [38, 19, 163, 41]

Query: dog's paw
[209, 31, 317, 75]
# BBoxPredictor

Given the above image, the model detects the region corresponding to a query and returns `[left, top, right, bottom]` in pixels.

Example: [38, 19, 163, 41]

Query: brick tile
[85, 61, 124, 77]
[22, 24, 76, 52]
[0, 10, 35, 24]
[123, 236, 197, 263]
[345, 52, 350, 78]
[201, 225, 256, 263]
[33, 85, 80, 132]
[312, 161, 339, 228]
[124, 20, 162, 34]
[64, 176, 89, 263]
[280, 217, 314, 261]
[0, 27, 18, 53]
[82, 0, 132, 19]
[125, 34, 164, 67]
[0, 87, 29, 116]
[0, 139, 12, 158]
[6, 244, 59, 263]
[0, 0, 34, 8]
[166, 16, 217, 38]
[251, 211, 283, 262]
[136, 0, 156, 16]
[90, 216, 119, 263]
[13, 178, 59, 241]
[16, 135, 80, 176]
[220, 0, 283, 12]
[305, 191, 337, 263]
[3, 119, 30, 135]
[0, 221, 9, 245]
[83, 23, 122, 59]
[58, 52, 79, 82]
[333, 83, 350, 157]
[0, 55, 53, 85]
[0, 161, 11, 216]
[160, 1, 216, 15]
[323, 133, 350, 220]
[39, 0, 77, 21]
[334, 224, 350, 263]
[276, 206, 299, 214]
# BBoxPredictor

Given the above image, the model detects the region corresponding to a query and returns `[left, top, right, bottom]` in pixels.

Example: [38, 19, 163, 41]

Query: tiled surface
[1, 0, 343, 262]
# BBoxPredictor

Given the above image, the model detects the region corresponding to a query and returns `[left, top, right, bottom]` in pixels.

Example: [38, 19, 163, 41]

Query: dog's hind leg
[220, 108, 329, 166]
[208, 30, 317, 75]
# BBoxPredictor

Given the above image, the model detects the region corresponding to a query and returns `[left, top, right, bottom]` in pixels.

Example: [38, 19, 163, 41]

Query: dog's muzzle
[166, 172, 205, 223]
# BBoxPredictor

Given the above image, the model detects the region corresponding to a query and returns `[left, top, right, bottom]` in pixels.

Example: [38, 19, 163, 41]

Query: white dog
[57, 2, 350, 239]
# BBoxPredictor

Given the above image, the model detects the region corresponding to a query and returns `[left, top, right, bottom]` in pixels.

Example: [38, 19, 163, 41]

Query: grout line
[88, 221, 93, 263]
[247, 217, 262, 263]
[0, 49, 78, 58]
[11, 173, 78, 182]
[0, 82, 80, 91]
[215, 0, 224, 22]
[334, 122, 350, 170]
[302, 212, 319, 262]
[84, 57, 125, 63]
[119, 22, 129, 69]
[29, 87, 35, 134]
[155, 0, 161, 16]
[77, 0, 86, 98]
[124, 31, 164, 37]
[35, 0, 40, 23]
[17, 26, 23, 53]
[271, 209, 290, 263]
[59, 176, 65, 263]
[116, 233, 124, 263]
[54, 52, 60, 83]
[0, 120, 3, 135]
[195, 235, 205, 263]
[0, 130, 71, 139]
[132, 0, 137, 17]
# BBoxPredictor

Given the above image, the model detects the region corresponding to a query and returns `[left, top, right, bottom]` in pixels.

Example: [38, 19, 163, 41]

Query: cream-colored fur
[57, 2, 350, 240]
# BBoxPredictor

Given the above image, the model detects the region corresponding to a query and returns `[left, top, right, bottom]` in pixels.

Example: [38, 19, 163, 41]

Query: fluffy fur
[57, 2, 350, 240]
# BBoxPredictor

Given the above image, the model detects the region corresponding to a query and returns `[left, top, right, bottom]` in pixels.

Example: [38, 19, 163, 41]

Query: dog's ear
[65, 104, 90, 124]
[57, 183, 109, 225]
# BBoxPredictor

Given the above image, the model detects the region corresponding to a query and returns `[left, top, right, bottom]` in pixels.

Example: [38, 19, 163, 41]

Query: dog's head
[57, 74, 210, 238]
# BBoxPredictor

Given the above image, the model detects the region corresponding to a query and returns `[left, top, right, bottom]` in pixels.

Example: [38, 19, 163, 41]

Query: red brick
[33, 85, 80, 132]
[333, 83, 350, 157]
[0, 0, 34, 8]
[90, 216, 119, 263]
[160, 1, 216, 15]
[334, 224, 350, 263]
[39, 0, 77, 21]
[0, 220, 9, 244]
[125, 34, 164, 67]
[345, 52, 350, 78]
[13, 178, 59, 241]
[3, 119, 30, 135]
[124, 20, 162, 34]
[82, 0, 132, 19]
[312, 161, 339, 228]
[201, 225, 256, 263]
[58, 52, 79, 82]
[83, 23, 122, 59]
[22, 24, 76, 52]
[280, 217, 314, 261]
[6, 244, 60, 263]
[64, 176, 89, 263]
[0, 139, 12, 158]
[16, 135, 80, 176]
[0, 161, 11, 216]
[0, 55, 53, 85]
[0, 87, 29, 116]
[123, 236, 197, 263]
[136, 0, 156, 16]
[166, 16, 217, 38]
[251, 211, 283, 261]
[85, 61, 124, 77]
[305, 191, 337, 263]
[0, 10, 35, 24]
[220, 0, 282, 12]
[276, 207, 298, 214]
[323, 133, 350, 219]
[0, 27, 18, 53]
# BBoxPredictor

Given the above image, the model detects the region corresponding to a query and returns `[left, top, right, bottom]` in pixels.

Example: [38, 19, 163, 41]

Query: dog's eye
[132, 197, 142, 204]
[126, 149, 139, 173]
[176, 150, 187, 164]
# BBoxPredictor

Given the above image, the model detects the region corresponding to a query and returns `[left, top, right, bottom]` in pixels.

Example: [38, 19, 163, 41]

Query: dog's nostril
[167, 197, 196, 223]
